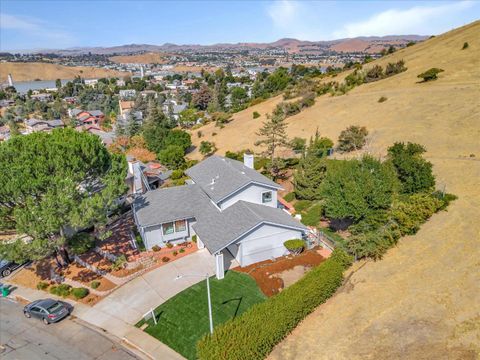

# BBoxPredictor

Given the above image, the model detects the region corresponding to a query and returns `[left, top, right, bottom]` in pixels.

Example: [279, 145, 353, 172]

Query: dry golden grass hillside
[194, 21, 480, 359]
[0, 62, 129, 82]
[109, 52, 168, 64]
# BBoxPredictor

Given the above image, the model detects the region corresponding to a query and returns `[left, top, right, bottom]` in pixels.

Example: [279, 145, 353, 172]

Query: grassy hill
[195, 21, 480, 359]
[109, 52, 168, 64]
[0, 62, 129, 82]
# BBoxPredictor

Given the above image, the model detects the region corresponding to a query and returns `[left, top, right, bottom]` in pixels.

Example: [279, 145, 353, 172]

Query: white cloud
[0, 13, 75, 49]
[333, 1, 476, 38]
[267, 0, 300, 28]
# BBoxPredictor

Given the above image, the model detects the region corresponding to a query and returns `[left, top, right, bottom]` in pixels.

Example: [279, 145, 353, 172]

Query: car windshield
[46, 302, 63, 313]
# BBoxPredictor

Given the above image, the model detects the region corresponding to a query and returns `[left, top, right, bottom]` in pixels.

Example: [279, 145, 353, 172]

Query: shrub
[385, 60, 407, 76]
[378, 96, 388, 103]
[283, 239, 305, 253]
[294, 199, 312, 213]
[337, 125, 368, 152]
[162, 256, 170, 263]
[112, 255, 127, 271]
[196, 251, 349, 359]
[365, 65, 384, 82]
[37, 282, 49, 290]
[152, 245, 161, 252]
[211, 132, 217, 136]
[290, 137, 306, 152]
[50, 284, 72, 298]
[283, 192, 295, 202]
[72, 287, 89, 300]
[252, 111, 260, 119]
[172, 250, 178, 256]
[462, 42, 469, 50]
[166, 243, 173, 249]
[417, 68, 444, 82]
[301, 203, 322, 226]
[191, 235, 197, 243]
[199, 141, 215, 156]
[67, 233, 95, 255]
[197, 130, 203, 138]
[91, 280, 100, 289]
[158, 145, 186, 170]
[179, 248, 185, 253]
[433, 191, 457, 211]
[170, 169, 184, 180]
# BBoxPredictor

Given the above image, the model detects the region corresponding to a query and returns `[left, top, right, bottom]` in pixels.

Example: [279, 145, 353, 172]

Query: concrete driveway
[92, 249, 222, 325]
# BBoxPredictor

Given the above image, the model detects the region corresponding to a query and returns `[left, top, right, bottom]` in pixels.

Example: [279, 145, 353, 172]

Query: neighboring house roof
[25, 119, 64, 129]
[134, 185, 306, 254]
[185, 156, 281, 203]
[89, 110, 104, 117]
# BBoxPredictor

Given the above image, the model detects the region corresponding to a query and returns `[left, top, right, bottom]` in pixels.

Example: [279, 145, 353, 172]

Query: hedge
[72, 287, 89, 299]
[196, 249, 351, 360]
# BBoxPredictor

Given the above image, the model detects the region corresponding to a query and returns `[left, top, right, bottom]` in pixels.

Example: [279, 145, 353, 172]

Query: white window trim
[262, 190, 273, 203]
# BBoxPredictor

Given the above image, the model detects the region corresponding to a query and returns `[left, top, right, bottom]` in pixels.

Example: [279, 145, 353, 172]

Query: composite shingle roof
[134, 185, 306, 254]
[185, 155, 281, 203]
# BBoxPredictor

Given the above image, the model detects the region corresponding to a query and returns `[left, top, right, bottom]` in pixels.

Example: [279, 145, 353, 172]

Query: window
[262, 191, 273, 203]
[175, 220, 187, 232]
[162, 222, 174, 235]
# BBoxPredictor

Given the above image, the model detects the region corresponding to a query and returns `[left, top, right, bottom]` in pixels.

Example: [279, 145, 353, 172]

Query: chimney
[127, 156, 143, 194]
[243, 152, 254, 169]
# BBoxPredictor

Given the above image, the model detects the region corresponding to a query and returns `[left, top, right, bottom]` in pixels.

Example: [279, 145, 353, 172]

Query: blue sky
[1, 1, 479, 51]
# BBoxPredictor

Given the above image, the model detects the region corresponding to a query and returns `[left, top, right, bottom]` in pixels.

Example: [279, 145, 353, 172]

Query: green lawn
[136, 271, 266, 359]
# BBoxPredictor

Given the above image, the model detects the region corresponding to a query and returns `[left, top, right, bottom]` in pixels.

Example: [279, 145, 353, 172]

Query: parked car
[23, 299, 72, 325]
[0, 259, 25, 277]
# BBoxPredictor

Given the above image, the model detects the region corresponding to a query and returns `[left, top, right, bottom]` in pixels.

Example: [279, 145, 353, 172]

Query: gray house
[133, 154, 307, 279]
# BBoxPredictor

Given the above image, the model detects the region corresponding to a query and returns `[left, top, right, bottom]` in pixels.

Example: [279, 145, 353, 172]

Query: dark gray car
[23, 299, 72, 325]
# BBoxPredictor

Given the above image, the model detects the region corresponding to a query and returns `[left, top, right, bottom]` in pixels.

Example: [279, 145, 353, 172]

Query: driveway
[92, 249, 238, 325]
[0, 297, 138, 360]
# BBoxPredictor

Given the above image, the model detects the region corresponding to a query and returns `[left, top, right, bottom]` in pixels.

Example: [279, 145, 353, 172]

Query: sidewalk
[5, 284, 185, 360]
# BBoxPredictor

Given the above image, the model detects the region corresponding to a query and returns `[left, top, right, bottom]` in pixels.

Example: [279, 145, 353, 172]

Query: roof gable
[185, 156, 281, 203]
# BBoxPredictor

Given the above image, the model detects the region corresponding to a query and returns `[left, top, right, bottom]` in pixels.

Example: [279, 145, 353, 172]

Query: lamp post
[175, 273, 213, 334]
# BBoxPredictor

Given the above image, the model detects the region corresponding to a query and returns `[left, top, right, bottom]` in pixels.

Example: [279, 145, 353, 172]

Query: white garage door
[238, 225, 303, 267]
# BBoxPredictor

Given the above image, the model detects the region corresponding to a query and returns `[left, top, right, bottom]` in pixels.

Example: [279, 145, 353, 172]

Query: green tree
[294, 155, 328, 200]
[320, 156, 399, 222]
[55, 78, 62, 89]
[387, 142, 435, 194]
[337, 125, 368, 152]
[0, 128, 127, 264]
[230, 86, 248, 111]
[158, 145, 186, 170]
[164, 129, 192, 152]
[178, 108, 199, 128]
[255, 111, 290, 179]
[307, 130, 333, 158]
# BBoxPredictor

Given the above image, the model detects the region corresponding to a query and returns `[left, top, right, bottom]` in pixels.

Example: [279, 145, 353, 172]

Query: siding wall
[142, 217, 195, 250]
[218, 183, 278, 210]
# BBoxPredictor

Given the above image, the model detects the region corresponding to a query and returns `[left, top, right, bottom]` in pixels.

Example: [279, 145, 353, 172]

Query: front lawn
[136, 271, 266, 359]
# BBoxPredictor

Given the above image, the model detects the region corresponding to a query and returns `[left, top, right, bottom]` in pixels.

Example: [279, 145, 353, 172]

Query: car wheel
[2, 268, 11, 277]
[24, 311, 31, 318]
[42, 317, 50, 325]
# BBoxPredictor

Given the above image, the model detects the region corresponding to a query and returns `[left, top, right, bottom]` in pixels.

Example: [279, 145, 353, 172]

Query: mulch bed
[61, 262, 116, 291]
[235, 247, 326, 297]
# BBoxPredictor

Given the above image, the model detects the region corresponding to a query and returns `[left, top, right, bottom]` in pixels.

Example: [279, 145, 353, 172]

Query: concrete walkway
[92, 249, 218, 325]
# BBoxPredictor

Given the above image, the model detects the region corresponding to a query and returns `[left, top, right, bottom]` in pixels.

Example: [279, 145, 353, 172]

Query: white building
[133, 154, 307, 279]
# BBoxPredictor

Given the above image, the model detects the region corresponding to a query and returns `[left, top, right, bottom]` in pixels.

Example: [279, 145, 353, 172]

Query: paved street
[0, 298, 139, 360]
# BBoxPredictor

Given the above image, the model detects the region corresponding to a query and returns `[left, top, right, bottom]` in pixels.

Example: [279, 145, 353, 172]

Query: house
[24, 118, 64, 133]
[119, 89, 136, 100]
[119, 100, 135, 117]
[84, 79, 98, 87]
[132, 154, 308, 279]
[30, 93, 52, 102]
[162, 99, 187, 121]
[126, 156, 171, 195]
[69, 109, 105, 126]
[63, 96, 78, 105]
[76, 124, 114, 146]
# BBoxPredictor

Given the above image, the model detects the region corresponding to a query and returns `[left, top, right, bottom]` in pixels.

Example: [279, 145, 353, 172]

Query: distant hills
[26, 35, 428, 55]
